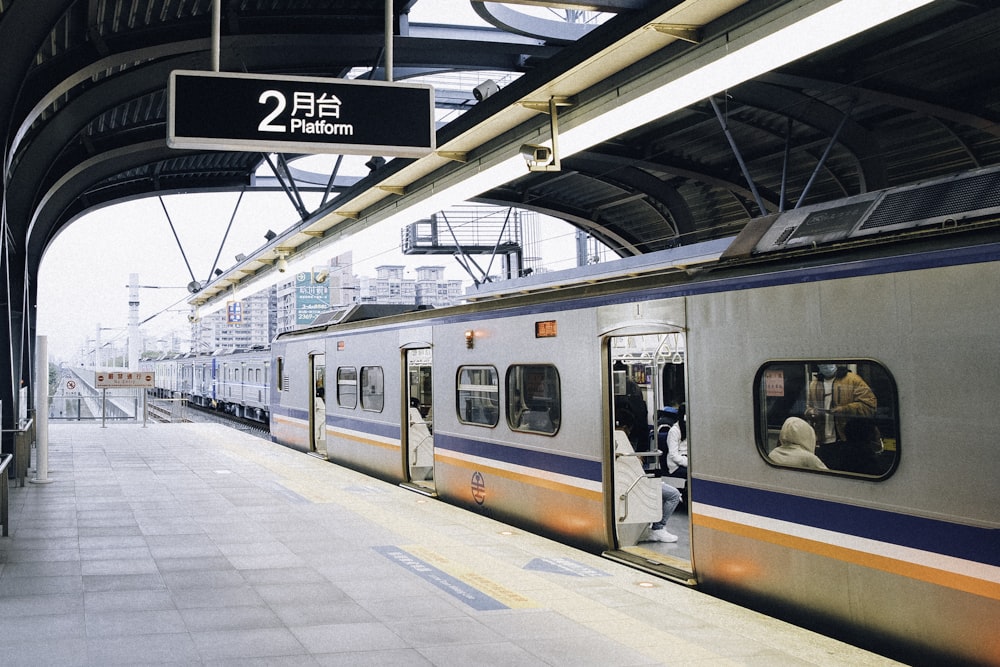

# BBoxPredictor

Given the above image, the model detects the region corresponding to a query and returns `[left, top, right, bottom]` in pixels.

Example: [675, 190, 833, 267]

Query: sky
[37, 190, 295, 361]
[35, 166, 586, 363]
[34, 2, 601, 362]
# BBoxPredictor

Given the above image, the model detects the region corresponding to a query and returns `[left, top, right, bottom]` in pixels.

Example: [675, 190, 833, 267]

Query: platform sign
[95, 371, 155, 388]
[295, 271, 330, 325]
[167, 70, 435, 157]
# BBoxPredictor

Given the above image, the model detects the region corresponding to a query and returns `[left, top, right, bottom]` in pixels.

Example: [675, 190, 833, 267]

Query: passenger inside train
[613, 359, 652, 450]
[768, 417, 827, 470]
[757, 360, 898, 478]
[663, 405, 688, 503]
[805, 364, 877, 469]
[616, 411, 680, 544]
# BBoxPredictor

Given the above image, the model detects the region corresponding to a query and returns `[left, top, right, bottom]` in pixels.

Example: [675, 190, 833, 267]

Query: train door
[606, 330, 693, 582]
[402, 347, 435, 494]
[310, 354, 326, 457]
[210, 357, 218, 408]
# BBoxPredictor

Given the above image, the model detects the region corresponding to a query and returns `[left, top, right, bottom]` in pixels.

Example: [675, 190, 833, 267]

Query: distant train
[151, 347, 270, 423]
[156, 167, 1000, 667]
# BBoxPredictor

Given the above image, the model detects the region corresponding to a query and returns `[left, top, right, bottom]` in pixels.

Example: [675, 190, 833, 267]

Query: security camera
[520, 143, 552, 165]
[473, 79, 500, 101]
[276, 257, 288, 273]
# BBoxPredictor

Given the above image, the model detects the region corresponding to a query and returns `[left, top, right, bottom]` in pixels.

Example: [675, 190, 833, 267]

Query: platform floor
[1, 423, 902, 666]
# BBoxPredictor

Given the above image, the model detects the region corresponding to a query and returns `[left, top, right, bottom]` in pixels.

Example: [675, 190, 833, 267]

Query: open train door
[401, 345, 435, 496]
[602, 315, 694, 584]
[309, 354, 327, 458]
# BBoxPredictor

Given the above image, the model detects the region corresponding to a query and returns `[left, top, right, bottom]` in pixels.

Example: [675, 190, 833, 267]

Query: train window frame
[336, 366, 358, 409]
[754, 359, 900, 480]
[360, 366, 384, 412]
[456, 365, 500, 427]
[506, 364, 561, 436]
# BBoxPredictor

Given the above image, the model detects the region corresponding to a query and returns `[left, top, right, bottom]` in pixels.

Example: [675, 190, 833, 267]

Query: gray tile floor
[0, 423, 901, 666]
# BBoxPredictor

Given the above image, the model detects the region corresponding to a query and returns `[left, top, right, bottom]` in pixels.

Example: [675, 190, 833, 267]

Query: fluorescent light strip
[196, 0, 931, 310]
[195, 154, 528, 315]
[558, 0, 935, 156]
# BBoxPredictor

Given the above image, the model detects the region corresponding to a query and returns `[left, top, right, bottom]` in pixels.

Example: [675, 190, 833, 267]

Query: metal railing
[48, 395, 140, 421]
[0, 453, 12, 536]
[2, 418, 34, 487]
[147, 397, 190, 423]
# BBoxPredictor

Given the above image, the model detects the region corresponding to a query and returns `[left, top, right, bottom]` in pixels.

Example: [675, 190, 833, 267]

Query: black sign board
[168, 70, 435, 157]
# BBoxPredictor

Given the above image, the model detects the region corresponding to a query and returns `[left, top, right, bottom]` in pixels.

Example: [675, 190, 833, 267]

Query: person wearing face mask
[804, 363, 877, 468]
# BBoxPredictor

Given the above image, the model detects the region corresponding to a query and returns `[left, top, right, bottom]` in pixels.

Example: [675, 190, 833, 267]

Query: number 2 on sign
[258, 90, 286, 133]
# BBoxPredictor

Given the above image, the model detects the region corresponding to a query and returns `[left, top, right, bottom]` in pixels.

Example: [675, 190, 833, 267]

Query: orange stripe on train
[694, 513, 1000, 601]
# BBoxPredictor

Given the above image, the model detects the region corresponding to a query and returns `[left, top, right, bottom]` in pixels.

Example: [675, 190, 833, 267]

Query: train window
[336, 367, 358, 409]
[456, 366, 499, 427]
[755, 360, 899, 479]
[360, 366, 384, 412]
[506, 364, 561, 435]
[276, 357, 284, 391]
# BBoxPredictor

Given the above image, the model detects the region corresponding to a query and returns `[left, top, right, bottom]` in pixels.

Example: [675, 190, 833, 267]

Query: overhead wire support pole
[440, 212, 489, 284]
[276, 154, 308, 219]
[158, 197, 199, 286]
[779, 116, 792, 213]
[321, 155, 344, 207]
[207, 189, 244, 282]
[262, 153, 309, 221]
[709, 96, 768, 218]
[795, 98, 856, 209]
[482, 207, 513, 279]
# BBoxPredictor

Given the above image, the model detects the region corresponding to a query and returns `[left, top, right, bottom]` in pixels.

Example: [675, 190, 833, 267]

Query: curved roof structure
[2, 0, 1000, 421]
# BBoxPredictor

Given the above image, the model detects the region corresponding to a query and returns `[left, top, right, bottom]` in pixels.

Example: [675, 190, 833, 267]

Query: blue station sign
[168, 70, 435, 157]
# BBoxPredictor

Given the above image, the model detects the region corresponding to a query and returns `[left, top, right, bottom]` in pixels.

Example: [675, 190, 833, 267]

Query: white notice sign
[95, 372, 155, 388]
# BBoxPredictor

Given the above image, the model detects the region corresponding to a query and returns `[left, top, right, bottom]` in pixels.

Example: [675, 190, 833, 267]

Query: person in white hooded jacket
[769, 416, 828, 470]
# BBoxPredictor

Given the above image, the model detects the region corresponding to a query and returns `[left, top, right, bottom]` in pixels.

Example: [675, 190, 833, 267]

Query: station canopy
[3, 0, 1000, 308]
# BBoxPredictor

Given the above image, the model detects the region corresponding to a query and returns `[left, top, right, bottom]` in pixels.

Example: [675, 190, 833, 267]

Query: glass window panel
[337, 366, 357, 409]
[361, 366, 384, 412]
[506, 364, 561, 435]
[755, 360, 898, 478]
[457, 366, 499, 426]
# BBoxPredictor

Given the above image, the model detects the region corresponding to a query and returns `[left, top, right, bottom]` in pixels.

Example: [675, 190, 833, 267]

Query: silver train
[171, 167, 1000, 666]
[151, 348, 270, 422]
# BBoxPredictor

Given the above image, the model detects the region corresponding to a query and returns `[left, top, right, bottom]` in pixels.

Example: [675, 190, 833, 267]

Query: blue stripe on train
[275, 407, 400, 440]
[435, 433, 603, 483]
[694, 478, 1000, 567]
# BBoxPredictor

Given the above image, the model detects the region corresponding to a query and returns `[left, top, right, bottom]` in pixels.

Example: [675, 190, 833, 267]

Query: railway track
[147, 398, 269, 439]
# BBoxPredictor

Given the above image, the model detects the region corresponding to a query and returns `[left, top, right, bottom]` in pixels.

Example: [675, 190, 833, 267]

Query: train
[151, 347, 270, 422]
[154, 166, 1000, 667]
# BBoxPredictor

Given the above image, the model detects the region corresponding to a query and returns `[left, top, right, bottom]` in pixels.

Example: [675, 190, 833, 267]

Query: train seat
[613, 430, 662, 546]
[518, 409, 553, 432]
[408, 407, 434, 472]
